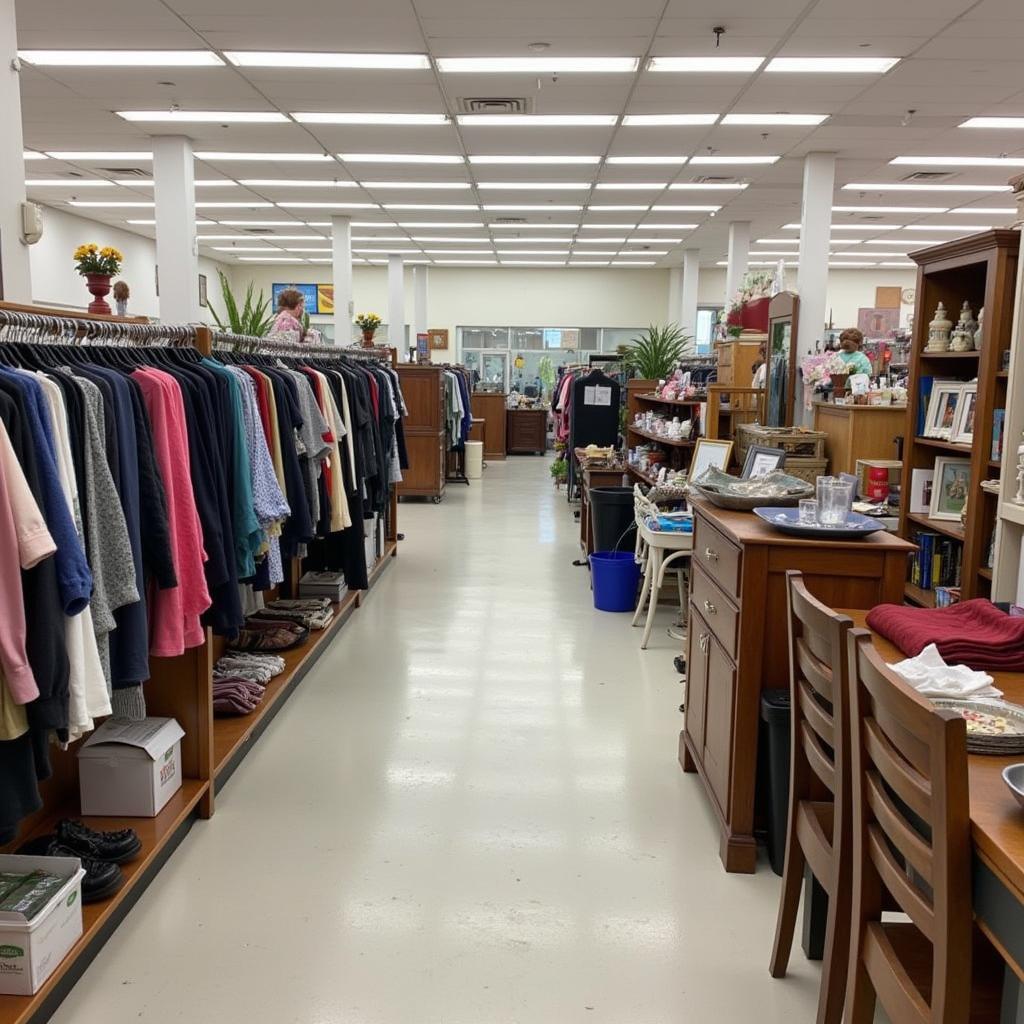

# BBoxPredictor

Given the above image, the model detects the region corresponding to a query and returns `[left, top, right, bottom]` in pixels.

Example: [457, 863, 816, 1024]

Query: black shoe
[16, 839, 124, 903]
[55, 820, 142, 864]
[673, 655, 686, 674]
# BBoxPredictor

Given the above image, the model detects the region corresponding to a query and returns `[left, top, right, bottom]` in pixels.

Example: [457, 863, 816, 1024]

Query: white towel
[888, 643, 1002, 700]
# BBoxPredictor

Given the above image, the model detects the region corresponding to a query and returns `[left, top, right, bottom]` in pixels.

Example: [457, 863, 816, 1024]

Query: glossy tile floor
[52, 458, 820, 1024]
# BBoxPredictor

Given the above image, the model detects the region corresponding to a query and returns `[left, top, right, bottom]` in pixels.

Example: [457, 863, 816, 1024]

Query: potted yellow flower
[354, 312, 382, 346]
[73, 243, 124, 314]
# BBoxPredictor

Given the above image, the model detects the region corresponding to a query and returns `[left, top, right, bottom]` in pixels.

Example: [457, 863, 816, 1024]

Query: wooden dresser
[714, 338, 763, 387]
[396, 365, 446, 501]
[682, 499, 914, 872]
[470, 392, 507, 461]
[812, 400, 906, 475]
[506, 408, 548, 455]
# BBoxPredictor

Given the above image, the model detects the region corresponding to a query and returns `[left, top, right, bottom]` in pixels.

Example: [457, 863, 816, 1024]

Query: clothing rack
[0, 302, 400, 1024]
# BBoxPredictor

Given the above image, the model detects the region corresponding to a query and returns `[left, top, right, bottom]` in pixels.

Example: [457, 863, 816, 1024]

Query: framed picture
[924, 381, 963, 439]
[272, 282, 319, 315]
[930, 457, 971, 521]
[857, 306, 900, 339]
[690, 438, 734, 482]
[909, 468, 934, 514]
[198, 273, 207, 308]
[992, 409, 1006, 463]
[741, 445, 786, 479]
[428, 328, 449, 350]
[950, 383, 978, 445]
[316, 284, 334, 315]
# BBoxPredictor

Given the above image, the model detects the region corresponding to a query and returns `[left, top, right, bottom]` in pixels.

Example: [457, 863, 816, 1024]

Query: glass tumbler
[798, 499, 818, 525]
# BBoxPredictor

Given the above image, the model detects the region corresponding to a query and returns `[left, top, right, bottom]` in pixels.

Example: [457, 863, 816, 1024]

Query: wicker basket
[780, 457, 829, 484]
[736, 424, 828, 464]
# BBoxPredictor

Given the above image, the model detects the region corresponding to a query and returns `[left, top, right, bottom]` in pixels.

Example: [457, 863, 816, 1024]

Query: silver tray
[933, 698, 1024, 754]
[690, 468, 813, 511]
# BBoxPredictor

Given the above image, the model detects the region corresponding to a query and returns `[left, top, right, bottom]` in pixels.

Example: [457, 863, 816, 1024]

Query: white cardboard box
[0, 854, 85, 995]
[78, 717, 185, 817]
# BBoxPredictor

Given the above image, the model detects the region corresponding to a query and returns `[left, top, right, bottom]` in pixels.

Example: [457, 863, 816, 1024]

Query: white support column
[667, 266, 682, 325]
[413, 265, 428, 341]
[0, 0, 31, 301]
[331, 215, 352, 345]
[680, 249, 700, 348]
[388, 253, 405, 350]
[725, 221, 750, 308]
[152, 136, 198, 322]
[797, 152, 836, 357]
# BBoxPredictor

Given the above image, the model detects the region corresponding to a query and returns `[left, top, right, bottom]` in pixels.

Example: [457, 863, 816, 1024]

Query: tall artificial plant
[210, 270, 274, 337]
[622, 323, 694, 380]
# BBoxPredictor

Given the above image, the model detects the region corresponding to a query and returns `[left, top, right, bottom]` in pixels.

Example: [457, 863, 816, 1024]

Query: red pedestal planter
[741, 297, 770, 332]
[84, 273, 112, 315]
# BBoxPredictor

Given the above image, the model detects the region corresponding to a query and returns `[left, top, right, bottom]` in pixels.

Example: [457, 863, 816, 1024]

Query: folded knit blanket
[866, 599, 1024, 671]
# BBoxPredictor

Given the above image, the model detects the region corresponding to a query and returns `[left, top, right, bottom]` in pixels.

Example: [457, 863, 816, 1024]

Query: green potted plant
[73, 242, 123, 314]
[550, 457, 568, 488]
[355, 312, 383, 345]
[622, 323, 693, 381]
[209, 270, 274, 337]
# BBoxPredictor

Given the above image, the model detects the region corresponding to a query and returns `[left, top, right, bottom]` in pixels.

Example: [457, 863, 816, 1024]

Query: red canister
[867, 466, 889, 501]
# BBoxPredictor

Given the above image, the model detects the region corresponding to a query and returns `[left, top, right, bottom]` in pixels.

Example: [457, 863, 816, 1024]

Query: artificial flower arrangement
[73, 243, 123, 276]
[800, 351, 848, 386]
[354, 312, 382, 331]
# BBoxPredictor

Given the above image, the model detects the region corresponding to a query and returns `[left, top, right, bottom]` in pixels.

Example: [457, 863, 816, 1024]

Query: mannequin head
[112, 280, 129, 302]
[839, 327, 864, 353]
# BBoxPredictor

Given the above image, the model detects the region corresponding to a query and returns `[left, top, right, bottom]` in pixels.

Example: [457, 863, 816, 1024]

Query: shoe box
[298, 571, 348, 603]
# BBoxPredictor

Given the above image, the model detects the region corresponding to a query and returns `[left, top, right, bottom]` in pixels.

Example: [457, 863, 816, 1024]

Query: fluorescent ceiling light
[579, 223, 636, 230]
[587, 205, 649, 211]
[829, 261, 877, 267]
[476, 182, 590, 190]
[843, 182, 1009, 192]
[118, 110, 287, 123]
[239, 179, 356, 187]
[198, 233, 322, 240]
[308, 258, 334, 263]
[196, 152, 331, 162]
[293, 112, 448, 125]
[652, 205, 721, 212]
[641, 223, 698, 229]
[438, 57, 637, 73]
[339, 153, 462, 163]
[239, 256, 305, 262]
[960, 117, 1024, 129]
[433, 260, 496, 265]
[482, 204, 583, 211]
[833, 205, 948, 214]
[48, 151, 152, 160]
[196, 180, 239, 187]
[410, 236, 491, 242]
[352, 248, 420, 254]
[209, 246, 278, 252]
[648, 57, 764, 72]
[384, 204, 479, 210]
[360, 181, 470, 189]
[468, 155, 600, 164]
[127, 219, 215, 225]
[595, 182, 668, 190]
[752, 250, 812, 256]
[500, 260, 567, 265]
[277, 202, 378, 209]
[493, 236, 575, 243]
[722, 113, 828, 126]
[902, 224, 990, 231]
[195, 201, 274, 208]
[622, 114, 718, 126]
[457, 114, 617, 126]
[880, 261, 916, 267]
[766, 57, 899, 73]
[398, 221, 484, 228]
[23, 152, 47, 160]
[835, 251, 914, 257]
[218, 219, 306, 225]
[421, 249, 493, 254]
[488, 222, 578, 229]
[631, 236, 682, 243]
[69, 200, 153, 207]
[574, 238, 627, 244]
[953, 207, 1015, 215]
[350, 236, 408, 242]
[605, 156, 687, 165]
[828, 223, 903, 230]
[890, 155, 1024, 168]
[569, 260, 610, 265]
[669, 182, 747, 191]
[690, 155, 779, 165]
[611, 260, 656, 266]
[225, 51, 430, 69]
[570, 250, 618, 255]
[26, 178, 112, 186]
[20, 49, 223, 66]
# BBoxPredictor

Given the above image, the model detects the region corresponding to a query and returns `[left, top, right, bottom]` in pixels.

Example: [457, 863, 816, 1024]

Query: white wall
[28, 205, 231, 324]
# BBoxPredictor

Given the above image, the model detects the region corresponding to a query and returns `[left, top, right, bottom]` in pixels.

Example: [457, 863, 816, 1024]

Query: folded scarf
[866, 599, 1024, 671]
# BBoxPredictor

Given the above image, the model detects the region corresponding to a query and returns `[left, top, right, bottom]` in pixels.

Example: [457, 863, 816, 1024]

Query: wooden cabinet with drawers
[714, 338, 764, 387]
[396, 365, 447, 501]
[680, 499, 914, 873]
[506, 408, 548, 455]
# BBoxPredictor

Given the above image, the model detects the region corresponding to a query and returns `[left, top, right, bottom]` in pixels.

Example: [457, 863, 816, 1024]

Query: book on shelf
[908, 530, 962, 593]
[992, 409, 1005, 462]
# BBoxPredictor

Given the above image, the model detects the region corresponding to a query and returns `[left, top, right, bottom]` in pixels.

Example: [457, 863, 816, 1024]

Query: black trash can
[760, 688, 792, 877]
[589, 486, 636, 554]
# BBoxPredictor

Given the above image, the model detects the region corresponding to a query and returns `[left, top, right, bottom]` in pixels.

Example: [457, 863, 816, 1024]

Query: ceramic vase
[361, 328, 376, 347]
[84, 273, 112, 315]
[926, 302, 952, 352]
[974, 307, 985, 351]
[950, 320, 973, 352]
[830, 372, 850, 398]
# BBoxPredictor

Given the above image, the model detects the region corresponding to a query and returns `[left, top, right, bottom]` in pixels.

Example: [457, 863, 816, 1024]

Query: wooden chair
[844, 630, 1003, 1024]
[769, 570, 854, 1024]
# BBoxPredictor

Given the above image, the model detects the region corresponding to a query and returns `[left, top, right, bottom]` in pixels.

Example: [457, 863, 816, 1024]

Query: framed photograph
[930, 457, 971, 521]
[909, 468, 934, 514]
[950, 383, 977, 445]
[857, 306, 900, 339]
[198, 273, 207, 308]
[992, 409, 1006, 463]
[924, 381, 963, 439]
[690, 438, 734, 482]
[741, 445, 786, 479]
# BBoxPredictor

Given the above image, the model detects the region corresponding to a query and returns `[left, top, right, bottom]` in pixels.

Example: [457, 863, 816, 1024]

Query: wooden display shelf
[0, 779, 209, 1024]
[914, 435, 974, 455]
[626, 464, 659, 487]
[213, 590, 360, 784]
[633, 392, 705, 408]
[919, 350, 981, 360]
[906, 511, 966, 542]
[904, 581, 938, 608]
[364, 540, 399, 592]
[979, 566, 994, 581]
[626, 424, 695, 448]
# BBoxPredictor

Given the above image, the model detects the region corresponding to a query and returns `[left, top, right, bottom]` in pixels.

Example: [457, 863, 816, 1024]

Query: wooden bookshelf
[899, 228, 1020, 602]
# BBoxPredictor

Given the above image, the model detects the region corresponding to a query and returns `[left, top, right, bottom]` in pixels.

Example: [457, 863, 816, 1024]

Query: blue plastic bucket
[589, 551, 641, 612]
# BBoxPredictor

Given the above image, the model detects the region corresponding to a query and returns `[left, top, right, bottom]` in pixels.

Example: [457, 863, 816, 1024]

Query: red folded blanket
[866, 599, 1024, 671]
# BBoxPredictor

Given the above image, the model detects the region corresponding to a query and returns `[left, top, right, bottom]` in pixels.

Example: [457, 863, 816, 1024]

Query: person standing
[271, 288, 307, 342]
[112, 280, 129, 317]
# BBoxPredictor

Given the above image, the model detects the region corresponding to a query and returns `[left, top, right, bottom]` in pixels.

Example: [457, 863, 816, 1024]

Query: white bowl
[1002, 763, 1024, 808]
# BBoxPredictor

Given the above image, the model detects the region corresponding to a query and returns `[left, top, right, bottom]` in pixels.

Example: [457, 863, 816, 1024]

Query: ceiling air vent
[457, 96, 532, 115]
[492, 216, 527, 224]
[900, 171, 954, 182]
[243, 227, 274, 234]
[693, 174, 738, 184]
[101, 166, 148, 177]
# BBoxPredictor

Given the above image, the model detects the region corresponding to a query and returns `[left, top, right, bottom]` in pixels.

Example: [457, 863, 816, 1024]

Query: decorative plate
[934, 699, 1024, 755]
[752, 507, 887, 539]
[902, 287, 916, 304]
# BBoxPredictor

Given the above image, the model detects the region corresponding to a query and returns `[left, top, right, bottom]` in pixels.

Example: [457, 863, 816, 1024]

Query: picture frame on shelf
[950, 383, 978, 445]
[689, 438, 734, 482]
[924, 381, 964, 439]
[910, 468, 934, 514]
[930, 457, 971, 521]
[992, 409, 1006, 463]
[741, 445, 786, 479]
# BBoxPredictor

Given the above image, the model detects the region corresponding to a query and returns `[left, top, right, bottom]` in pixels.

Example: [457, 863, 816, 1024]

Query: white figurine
[1017, 437, 1024, 504]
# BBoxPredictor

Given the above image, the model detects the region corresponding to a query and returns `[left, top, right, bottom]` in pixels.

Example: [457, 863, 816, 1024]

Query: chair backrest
[786, 570, 853, 808]
[846, 629, 972, 1024]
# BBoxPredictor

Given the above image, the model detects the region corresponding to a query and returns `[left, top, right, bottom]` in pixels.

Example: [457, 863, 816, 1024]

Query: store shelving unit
[624, 381, 703, 484]
[898, 229, 1021, 605]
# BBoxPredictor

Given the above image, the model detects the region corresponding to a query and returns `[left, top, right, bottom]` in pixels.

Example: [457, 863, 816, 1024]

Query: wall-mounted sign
[316, 284, 334, 315]
[272, 282, 319, 315]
